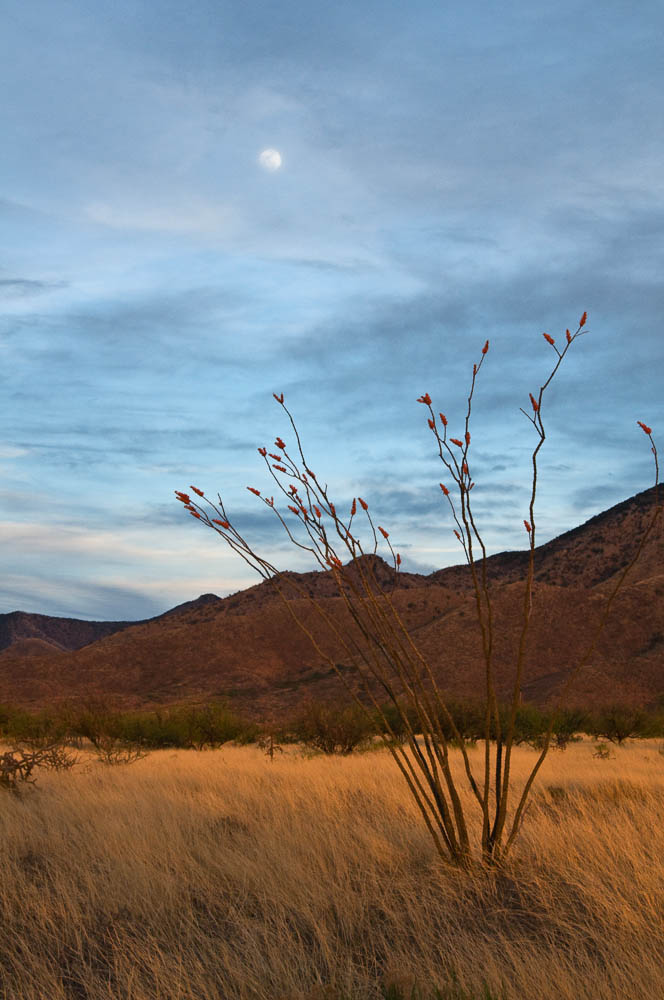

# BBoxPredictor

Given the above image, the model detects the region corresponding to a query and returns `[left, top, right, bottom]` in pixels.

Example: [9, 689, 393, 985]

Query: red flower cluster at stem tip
[190, 486, 204, 497]
[289, 484, 298, 493]
[579, 311, 587, 327]
[465, 431, 471, 445]
[482, 340, 489, 354]
[329, 503, 336, 515]
[174, 491, 191, 503]
[247, 487, 260, 496]
[190, 511, 201, 519]
[275, 437, 286, 450]
[358, 497, 368, 510]
[637, 421, 653, 435]
[378, 526, 389, 539]
[454, 530, 461, 541]
[543, 333, 555, 346]
[450, 438, 463, 447]
[417, 393, 432, 405]
[258, 447, 267, 457]
[273, 392, 284, 403]
[288, 505, 299, 515]
[269, 453, 281, 461]
[566, 329, 572, 344]
[440, 483, 449, 495]
[184, 504, 196, 512]
[529, 393, 539, 412]
[462, 461, 468, 476]
[439, 413, 447, 426]
[428, 418, 435, 430]
[524, 520, 532, 533]
[313, 505, 322, 518]
[350, 498, 357, 516]
[396, 553, 401, 566]
[272, 464, 287, 472]
[212, 519, 230, 528]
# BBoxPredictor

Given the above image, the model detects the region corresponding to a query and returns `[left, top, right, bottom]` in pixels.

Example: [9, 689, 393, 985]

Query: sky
[1, 0, 662, 621]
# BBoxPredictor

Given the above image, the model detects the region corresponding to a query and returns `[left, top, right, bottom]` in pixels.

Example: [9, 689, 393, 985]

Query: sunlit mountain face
[0, 486, 660, 714]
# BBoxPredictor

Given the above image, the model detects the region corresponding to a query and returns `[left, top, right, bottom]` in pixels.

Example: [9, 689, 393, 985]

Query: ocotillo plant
[176, 313, 660, 866]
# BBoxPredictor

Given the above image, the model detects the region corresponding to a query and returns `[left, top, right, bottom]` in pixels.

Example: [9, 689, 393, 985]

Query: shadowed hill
[0, 593, 224, 654]
[0, 610, 143, 654]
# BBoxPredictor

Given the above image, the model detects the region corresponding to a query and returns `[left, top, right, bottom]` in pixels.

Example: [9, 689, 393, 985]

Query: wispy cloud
[0, 0, 661, 617]
[0, 278, 67, 299]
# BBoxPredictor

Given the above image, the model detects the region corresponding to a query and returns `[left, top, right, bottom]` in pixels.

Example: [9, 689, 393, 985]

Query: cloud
[84, 199, 236, 236]
[0, 278, 67, 299]
[0, 0, 661, 619]
[0, 573, 164, 622]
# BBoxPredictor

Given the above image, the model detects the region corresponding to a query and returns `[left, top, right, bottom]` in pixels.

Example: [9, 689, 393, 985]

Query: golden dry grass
[1, 740, 663, 999]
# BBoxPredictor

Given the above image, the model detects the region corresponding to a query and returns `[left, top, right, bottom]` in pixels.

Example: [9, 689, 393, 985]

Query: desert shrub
[177, 314, 661, 865]
[0, 747, 40, 792]
[374, 700, 413, 745]
[168, 702, 252, 750]
[436, 700, 486, 744]
[258, 732, 285, 761]
[66, 696, 122, 746]
[552, 707, 589, 746]
[0, 706, 69, 747]
[89, 736, 149, 766]
[0, 742, 80, 792]
[58, 697, 148, 764]
[134, 702, 258, 750]
[639, 709, 664, 739]
[516, 706, 588, 750]
[111, 709, 167, 747]
[510, 704, 548, 746]
[0, 703, 14, 732]
[36, 743, 81, 770]
[294, 700, 376, 754]
[590, 706, 650, 745]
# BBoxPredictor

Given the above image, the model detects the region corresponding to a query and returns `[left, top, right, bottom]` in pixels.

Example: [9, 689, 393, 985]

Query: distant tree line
[0, 697, 663, 755]
[286, 699, 664, 753]
[0, 699, 259, 752]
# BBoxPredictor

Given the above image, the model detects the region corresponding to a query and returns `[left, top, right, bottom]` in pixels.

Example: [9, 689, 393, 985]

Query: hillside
[0, 485, 660, 715]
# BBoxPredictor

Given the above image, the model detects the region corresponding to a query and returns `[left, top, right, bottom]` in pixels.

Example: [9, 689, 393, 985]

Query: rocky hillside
[0, 485, 660, 716]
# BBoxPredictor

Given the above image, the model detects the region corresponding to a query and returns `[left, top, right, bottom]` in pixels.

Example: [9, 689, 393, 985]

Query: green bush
[293, 700, 376, 754]
[590, 706, 650, 744]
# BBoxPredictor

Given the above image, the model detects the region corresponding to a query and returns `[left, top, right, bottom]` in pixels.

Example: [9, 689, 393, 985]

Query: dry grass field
[1, 740, 663, 1000]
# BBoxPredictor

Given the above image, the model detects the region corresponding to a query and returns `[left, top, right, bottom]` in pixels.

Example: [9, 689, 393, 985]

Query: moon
[258, 148, 282, 172]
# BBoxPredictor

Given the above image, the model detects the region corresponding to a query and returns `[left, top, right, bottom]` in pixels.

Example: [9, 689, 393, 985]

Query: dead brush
[89, 734, 149, 766]
[0, 742, 80, 793]
[258, 732, 284, 762]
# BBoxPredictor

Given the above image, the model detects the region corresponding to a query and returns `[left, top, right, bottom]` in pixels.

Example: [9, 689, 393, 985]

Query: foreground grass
[0, 741, 663, 999]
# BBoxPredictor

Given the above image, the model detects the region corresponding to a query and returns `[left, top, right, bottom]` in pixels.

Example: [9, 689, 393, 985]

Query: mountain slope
[0, 485, 660, 714]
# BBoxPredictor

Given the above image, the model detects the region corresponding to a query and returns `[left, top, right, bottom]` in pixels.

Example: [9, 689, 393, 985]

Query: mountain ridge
[0, 484, 660, 714]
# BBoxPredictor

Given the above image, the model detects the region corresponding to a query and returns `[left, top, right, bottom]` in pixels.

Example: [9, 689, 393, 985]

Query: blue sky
[1, 0, 662, 620]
